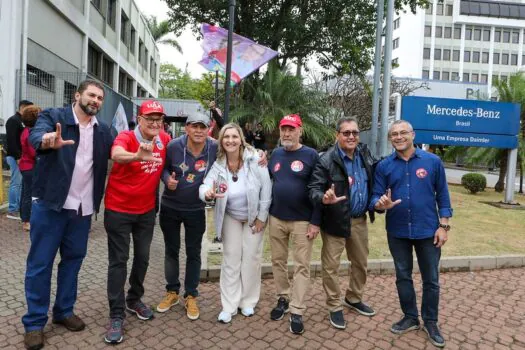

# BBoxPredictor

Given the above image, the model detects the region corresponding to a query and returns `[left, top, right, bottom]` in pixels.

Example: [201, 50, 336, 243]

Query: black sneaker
[126, 301, 154, 320]
[270, 297, 289, 321]
[343, 298, 376, 316]
[390, 316, 420, 334]
[329, 310, 346, 330]
[423, 322, 445, 348]
[289, 313, 304, 334]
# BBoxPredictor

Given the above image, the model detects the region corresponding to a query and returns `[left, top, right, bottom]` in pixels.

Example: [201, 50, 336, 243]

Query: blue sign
[414, 130, 518, 149]
[401, 96, 520, 149]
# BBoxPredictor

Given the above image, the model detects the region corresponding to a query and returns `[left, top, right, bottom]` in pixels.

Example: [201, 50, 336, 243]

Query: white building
[0, 0, 161, 132]
[391, 0, 525, 92]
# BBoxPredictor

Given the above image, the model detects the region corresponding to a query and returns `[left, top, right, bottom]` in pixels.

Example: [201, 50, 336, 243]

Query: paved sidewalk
[1, 215, 525, 350]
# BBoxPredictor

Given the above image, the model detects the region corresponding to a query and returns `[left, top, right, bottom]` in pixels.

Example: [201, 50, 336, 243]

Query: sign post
[402, 96, 520, 203]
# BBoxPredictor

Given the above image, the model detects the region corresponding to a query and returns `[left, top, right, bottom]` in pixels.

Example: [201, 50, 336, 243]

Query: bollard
[0, 145, 3, 204]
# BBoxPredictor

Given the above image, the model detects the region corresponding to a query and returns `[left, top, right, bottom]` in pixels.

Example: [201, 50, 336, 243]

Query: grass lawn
[207, 185, 525, 265]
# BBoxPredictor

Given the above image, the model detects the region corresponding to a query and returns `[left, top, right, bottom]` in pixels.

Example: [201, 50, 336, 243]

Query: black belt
[351, 213, 366, 219]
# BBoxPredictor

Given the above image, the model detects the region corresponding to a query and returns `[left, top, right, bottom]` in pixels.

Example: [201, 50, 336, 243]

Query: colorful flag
[199, 23, 278, 85]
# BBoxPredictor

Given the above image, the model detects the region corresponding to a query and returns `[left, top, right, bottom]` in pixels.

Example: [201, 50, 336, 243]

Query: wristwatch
[439, 223, 451, 232]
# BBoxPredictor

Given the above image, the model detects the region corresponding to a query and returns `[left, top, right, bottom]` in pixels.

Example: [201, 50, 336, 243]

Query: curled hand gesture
[322, 184, 347, 205]
[41, 123, 75, 149]
[374, 189, 402, 210]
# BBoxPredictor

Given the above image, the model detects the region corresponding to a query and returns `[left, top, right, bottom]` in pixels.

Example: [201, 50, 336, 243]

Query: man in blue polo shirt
[268, 114, 321, 335]
[371, 119, 452, 348]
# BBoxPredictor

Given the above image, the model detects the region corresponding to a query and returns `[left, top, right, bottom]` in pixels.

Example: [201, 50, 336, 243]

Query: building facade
[0, 0, 160, 132]
[391, 0, 525, 94]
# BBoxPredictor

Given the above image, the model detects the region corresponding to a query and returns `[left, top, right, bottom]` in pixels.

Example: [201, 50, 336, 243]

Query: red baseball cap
[279, 114, 302, 128]
[139, 100, 166, 116]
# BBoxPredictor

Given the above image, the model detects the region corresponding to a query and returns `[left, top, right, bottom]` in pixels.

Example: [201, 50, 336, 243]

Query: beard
[78, 98, 100, 116]
[281, 140, 294, 150]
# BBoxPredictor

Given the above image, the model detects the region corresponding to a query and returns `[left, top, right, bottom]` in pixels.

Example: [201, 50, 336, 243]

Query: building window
[446, 4, 453, 16]
[63, 81, 76, 107]
[473, 51, 480, 63]
[483, 29, 490, 41]
[523, 55, 525, 65]
[102, 57, 113, 86]
[426, 5, 432, 15]
[119, 70, 127, 94]
[501, 75, 508, 83]
[512, 31, 519, 44]
[454, 26, 461, 39]
[502, 53, 509, 65]
[463, 73, 469, 82]
[107, 0, 116, 28]
[464, 51, 471, 62]
[144, 49, 149, 69]
[442, 71, 450, 80]
[437, 3, 444, 15]
[494, 30, 501, 42]
[27, 65, 56, 92]
[422, 70, 430, 79]
[434, 48, 441, 60]
[88, 45, 101, 77]
[150, 58, 156, 80]
[91, 0, 101, 11]
[444, 27, 452, 38]
[130, 26, 136, 53]
[424, 26, 432, 37]
[493, 53, 500, 64]
[451, 72, 459, 81]
[393, 18, 400, 30]
[503, 31, 510, 43]
[511, 54, 518, 65]
[393, 38, 399, 49]
[474, 28, 481, 41]
[482, 52, 489, 63]
[121, 11, 129, 46]
[126, 78, 133, 97]
[453, 50, 460, 61]
[481, 74, 488, 83]
[471, 73, 479, 83]
[465, 28, 472, 40]
[435, 26, 442, 38]
[392, 58, 399, 66]
[433, 71, 440, 80]
[423, 48, 431, 59]
[443, 49, 451, 61]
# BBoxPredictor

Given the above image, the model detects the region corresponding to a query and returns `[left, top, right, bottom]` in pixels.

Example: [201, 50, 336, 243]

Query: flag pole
[223, 0, 236, 123]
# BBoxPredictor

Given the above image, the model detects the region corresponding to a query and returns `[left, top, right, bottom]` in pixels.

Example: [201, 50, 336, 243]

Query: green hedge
[461, 173, 487, 194]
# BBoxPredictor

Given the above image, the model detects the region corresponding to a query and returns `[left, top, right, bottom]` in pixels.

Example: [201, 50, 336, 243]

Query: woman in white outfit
[199, 123, 272, 323]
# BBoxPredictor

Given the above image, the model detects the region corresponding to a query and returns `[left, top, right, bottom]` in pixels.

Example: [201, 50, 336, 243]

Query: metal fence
[16, 70, 137, 127]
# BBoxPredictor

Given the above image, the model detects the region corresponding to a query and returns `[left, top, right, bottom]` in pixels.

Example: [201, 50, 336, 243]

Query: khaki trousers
[269, 216, 313, 315]
[321, 216, 368, 312]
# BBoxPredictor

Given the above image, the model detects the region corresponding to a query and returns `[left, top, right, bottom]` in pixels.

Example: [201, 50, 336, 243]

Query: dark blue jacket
[29, 106, 113, 213]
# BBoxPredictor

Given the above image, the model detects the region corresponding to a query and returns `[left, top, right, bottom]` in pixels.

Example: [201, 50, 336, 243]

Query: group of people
[18, 79, 452, 350]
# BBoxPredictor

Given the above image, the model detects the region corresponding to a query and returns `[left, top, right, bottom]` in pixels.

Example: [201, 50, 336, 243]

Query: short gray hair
[388, 120, 413, 134]
[336, 116, 359, 132]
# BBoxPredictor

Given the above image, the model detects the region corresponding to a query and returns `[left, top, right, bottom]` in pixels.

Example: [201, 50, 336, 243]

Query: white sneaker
[6, 212, 21, 221]
[217, 310, 237, 323]
[240, 307, 254, 317]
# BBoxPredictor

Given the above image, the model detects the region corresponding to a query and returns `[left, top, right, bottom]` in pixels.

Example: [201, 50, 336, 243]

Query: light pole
[379, 0, 394, 157]
[371, 0, 385, 158]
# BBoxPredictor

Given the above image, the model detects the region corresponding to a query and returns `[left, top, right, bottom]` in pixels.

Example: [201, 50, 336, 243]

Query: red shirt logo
[416, 168, 428, 179]
[195, 160, 207, 172]
[273, 162, 281, 172]
[290, 160, 304, 172]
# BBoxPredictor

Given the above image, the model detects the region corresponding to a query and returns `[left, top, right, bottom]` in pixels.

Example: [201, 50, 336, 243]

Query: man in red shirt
[103, 100, 171, 345]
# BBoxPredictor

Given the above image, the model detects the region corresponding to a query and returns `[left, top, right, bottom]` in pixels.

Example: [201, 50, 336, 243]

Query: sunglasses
[339, 130, 360, 137]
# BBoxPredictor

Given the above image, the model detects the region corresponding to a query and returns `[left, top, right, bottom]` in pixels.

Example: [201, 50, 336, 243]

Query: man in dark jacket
[22, 80, 113, 350]
[308, 116, 377, 330]
[5, 99, 33, 219]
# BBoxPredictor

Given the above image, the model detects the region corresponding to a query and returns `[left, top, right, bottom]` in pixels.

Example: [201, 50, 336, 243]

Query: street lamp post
[223, 0, 236, 123]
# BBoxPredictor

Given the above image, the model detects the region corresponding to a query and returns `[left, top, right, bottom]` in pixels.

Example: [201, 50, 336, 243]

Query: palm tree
[145, 16, 182, 53]
[229, 65, 334, 149]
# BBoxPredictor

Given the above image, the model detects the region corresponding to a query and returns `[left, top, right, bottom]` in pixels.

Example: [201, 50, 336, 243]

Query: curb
[200, 254, 525, 282]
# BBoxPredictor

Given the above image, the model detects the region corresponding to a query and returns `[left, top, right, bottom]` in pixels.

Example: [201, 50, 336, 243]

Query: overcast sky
[134, 0, 206, 78]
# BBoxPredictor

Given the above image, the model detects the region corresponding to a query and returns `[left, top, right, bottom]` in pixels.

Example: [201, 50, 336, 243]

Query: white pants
[220, 213, 264, 313]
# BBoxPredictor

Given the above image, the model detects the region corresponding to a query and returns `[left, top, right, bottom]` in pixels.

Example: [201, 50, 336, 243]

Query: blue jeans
[387, 235, 441, 324]
[159, 206, 205, 297]
[22, 200, 92, 332]
[20, 169, 34, 222]
[6, 156, 21, 213]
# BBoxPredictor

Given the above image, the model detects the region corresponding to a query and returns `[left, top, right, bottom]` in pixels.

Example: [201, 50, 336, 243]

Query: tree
[229, 65, 334, 149]
[163, 0, 429, 76]
[146, 16, 183, 53]
[158, 64, 216, 106]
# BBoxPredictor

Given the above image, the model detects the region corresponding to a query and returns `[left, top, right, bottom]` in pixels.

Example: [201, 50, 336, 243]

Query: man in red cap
[103, 100, 171, 344]
[268, 114, 321, 334]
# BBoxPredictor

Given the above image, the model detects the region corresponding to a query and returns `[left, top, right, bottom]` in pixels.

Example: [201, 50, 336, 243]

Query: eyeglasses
[339, 130, 360, 137]
[141, 116, 164, 125]
[390, 130, 412, 138]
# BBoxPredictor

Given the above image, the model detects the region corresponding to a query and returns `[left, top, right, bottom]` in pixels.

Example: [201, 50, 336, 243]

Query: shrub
[461, 173, 487, 194]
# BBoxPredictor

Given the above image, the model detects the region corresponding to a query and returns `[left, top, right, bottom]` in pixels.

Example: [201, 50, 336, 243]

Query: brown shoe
[24, 330, 44, 350]
[52, 314, 85, 331]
